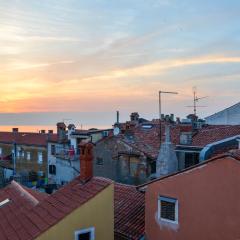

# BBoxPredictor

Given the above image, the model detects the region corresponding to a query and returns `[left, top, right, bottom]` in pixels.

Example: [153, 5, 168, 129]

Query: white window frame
[27, 152, 31, 160]
[38, 152, 43, 164]
[74, 227, 95, 240]
[158, 196, 178, 224]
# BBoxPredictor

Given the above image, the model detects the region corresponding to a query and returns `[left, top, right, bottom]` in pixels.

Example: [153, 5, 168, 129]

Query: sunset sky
[0, 0, 240, 127]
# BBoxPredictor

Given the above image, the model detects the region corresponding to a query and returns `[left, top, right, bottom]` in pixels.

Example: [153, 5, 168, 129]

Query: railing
[54, 147, 79, 161]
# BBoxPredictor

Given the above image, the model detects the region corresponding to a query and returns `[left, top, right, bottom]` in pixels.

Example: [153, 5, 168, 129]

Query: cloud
[1, 60, 74, 71]
[74, 55, 240, 81]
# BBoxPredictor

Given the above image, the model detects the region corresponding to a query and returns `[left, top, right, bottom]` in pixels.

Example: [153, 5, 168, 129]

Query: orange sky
[0, 1, 240, 121]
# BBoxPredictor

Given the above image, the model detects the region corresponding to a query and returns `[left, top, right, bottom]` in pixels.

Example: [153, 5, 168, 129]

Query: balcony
[53, 147, 79, 161]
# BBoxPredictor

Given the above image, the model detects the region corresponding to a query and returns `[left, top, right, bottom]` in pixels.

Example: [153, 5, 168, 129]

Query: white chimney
[156, 125, 178, 178]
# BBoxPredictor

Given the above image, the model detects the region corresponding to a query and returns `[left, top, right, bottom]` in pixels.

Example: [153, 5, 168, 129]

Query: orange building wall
[145, 157, 240, 240]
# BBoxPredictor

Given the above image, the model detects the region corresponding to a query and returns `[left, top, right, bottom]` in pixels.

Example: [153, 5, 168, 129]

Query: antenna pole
[194, 90, 196, 116]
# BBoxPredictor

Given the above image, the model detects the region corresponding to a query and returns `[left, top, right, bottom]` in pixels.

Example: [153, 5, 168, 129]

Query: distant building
[205, 102, 240, 125]
[143, 150, 240, 240]
[48, 123, 112, 185]
[0, 128, 57, 186]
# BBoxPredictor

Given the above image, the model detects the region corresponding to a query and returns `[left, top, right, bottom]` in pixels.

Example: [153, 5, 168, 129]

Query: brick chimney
[57, 122, 67, 143]
[12, 128, 18, 133]
[79, 142, 94, 182]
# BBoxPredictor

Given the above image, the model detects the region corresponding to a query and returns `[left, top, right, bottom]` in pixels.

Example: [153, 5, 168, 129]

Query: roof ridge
[137, 152, 239, 188]
[10, 181, 39, 206]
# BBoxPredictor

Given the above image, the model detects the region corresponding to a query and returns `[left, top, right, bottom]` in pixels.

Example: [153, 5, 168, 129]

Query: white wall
[205, 103, 240, 125]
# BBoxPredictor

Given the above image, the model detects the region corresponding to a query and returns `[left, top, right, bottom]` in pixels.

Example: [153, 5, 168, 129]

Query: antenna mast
[187, 87, 208, 116]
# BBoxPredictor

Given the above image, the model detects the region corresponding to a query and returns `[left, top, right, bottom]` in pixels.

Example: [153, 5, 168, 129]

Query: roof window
[0, 198, 10, 207]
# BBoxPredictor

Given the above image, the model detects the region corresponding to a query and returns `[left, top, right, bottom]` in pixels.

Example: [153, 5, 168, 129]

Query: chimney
[57, 122, 67, 142]
[116, 111, 120, 124]
[12, 128, 18, 133]
[130, 112, 139, 122]
[156, 125, 178, 178]
[79, 142, 93, 182]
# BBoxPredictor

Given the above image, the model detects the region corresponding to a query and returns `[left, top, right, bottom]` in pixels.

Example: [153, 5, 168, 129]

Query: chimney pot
[12, 128, 18, 133]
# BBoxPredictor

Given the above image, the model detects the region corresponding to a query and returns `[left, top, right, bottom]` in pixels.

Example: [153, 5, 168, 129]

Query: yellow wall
[36, 183, 114, 240]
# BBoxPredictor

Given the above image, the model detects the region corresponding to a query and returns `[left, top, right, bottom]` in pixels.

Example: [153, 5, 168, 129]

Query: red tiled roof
[119, 122, 191, 159]
[0, 132, 58, 146]
[192, 125, 240, 147]
[0, 177, 112, 240]
[0, 177, 146, 240]
[0, 181, 48, 240]
[114, 183, 145, 240]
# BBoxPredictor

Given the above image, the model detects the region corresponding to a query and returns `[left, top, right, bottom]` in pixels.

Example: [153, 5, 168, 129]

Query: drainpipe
[13, 142, 17, 176]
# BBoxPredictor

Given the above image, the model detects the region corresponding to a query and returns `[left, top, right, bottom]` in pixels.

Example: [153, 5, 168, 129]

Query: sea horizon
[0, 124, 112, 133]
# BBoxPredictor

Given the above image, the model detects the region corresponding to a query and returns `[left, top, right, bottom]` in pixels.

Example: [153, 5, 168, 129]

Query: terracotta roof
[0, 181, 48, 240]
[114, 183, 145, 240]
[118, 122, 191, 159]
[192, 125, 240, 147]
[0, 177, 112, 240]
[0, 176, 146, 240]
[0, 132, 58, 147]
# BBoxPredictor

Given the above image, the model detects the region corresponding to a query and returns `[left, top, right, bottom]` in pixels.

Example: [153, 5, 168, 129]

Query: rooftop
[192, 125, 240, 147]
[0, 177, 112, 240]
[138, 150, 240, 189]
[0, 131, 58, 147]
[114, 183, 145, 240]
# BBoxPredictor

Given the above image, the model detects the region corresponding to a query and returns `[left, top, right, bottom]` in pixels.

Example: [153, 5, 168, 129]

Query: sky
[0, 0, 240, 127]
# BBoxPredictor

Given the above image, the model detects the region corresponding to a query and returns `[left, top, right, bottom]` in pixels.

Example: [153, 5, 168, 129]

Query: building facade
[144, 152, 240, 240]
[0, 129, 57, 186]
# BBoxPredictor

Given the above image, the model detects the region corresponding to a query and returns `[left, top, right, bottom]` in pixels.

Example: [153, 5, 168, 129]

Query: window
[49, 165, 56, 175]
[38, 152, 43, 164]
[185, 152, 199, 168]
[27, 152, 31, 160]
[17, 147, 21, 158]
[158, 196, 178, 224]
[180, 133, 192, 145]
[75, 227, 94, 240]
[0, 147, 2, 155]
[51, 144, 56, 155]
[0, 198, 10, 208]
[96, 157, 103, 165]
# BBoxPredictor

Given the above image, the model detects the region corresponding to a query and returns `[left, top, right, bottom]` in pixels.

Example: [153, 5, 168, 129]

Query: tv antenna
[186, 87, 208, 116]
[62, 118, 72, 123]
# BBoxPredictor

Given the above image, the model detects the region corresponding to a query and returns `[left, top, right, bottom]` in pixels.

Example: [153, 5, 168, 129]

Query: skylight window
[142, 124, 153, 129]
[0, 198, 10, 207]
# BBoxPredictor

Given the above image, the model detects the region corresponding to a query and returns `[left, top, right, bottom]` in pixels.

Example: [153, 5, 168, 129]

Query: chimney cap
[57, 122, 66, 128]
[12, 128, 18, 133]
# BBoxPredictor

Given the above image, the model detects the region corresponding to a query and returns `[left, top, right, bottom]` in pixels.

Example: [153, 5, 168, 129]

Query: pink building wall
[145, 156, 240, 240]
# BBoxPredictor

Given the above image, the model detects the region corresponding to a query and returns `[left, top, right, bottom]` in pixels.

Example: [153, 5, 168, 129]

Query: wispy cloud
[1, 60, 74, 71]
[77, 55, 240, 81]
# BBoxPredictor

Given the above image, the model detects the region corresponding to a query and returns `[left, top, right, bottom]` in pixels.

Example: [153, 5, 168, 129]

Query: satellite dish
[113, 127, 120, 136]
